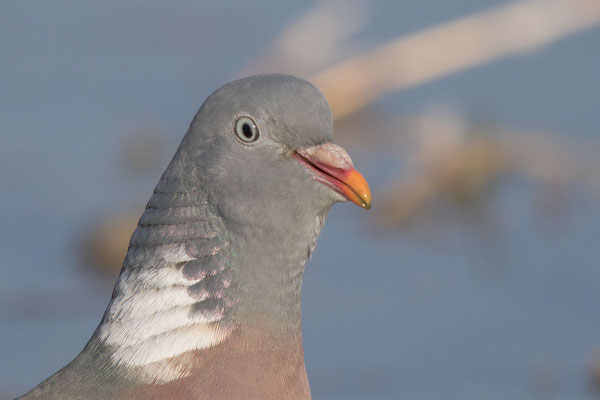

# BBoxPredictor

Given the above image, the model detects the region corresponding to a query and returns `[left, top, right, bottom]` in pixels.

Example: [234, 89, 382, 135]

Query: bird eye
[235, 116, 259, 143]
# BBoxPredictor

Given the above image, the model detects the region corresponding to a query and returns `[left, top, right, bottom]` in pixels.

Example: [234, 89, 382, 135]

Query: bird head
[173, 74, 371, 228]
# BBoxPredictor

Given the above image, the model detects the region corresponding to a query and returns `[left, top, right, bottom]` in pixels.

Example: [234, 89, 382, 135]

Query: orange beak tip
[343, 169, 372, 210]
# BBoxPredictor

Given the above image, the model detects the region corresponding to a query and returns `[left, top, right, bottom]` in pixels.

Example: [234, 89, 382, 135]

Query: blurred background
[1, 0, 600, 398]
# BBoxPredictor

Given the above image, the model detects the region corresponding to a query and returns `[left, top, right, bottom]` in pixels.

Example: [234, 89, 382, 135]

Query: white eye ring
[235, 116, 259, 143]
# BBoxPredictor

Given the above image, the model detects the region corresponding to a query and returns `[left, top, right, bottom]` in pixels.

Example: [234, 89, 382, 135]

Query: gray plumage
[17, 74, 370, 400]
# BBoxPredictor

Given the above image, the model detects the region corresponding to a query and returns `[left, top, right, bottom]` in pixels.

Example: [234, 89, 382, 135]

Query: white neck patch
[98, 242, 233, 383]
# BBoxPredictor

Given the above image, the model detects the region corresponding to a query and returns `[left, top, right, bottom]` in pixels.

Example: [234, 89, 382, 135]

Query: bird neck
[93, 174, 327, 386]
[224, 201, 328, 340]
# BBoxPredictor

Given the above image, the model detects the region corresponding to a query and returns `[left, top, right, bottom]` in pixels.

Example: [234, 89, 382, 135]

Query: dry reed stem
[310, 0, 600, 119]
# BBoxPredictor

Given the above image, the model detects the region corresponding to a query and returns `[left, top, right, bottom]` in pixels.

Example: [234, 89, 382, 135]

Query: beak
[292, 143, 372, 209]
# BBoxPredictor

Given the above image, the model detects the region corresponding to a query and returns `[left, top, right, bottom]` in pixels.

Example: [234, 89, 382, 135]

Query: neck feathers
[93, 175, 327, 386]
[97, 177, 235, 383]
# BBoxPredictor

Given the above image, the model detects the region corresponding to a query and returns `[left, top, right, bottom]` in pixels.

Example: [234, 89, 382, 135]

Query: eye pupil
[242, 123, 253, 138]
